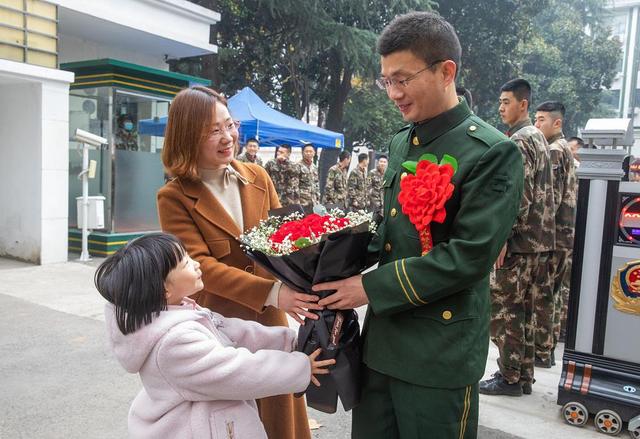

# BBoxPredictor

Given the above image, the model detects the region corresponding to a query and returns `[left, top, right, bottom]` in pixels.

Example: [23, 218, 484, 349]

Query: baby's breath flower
[239, 209, 376, 256]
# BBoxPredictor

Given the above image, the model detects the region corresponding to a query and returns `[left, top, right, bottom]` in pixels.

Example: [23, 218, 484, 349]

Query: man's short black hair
[278, 144, 292, 152]
[536, 101, 565, 118]
[302, 142, 315, 151]
[358, 153, 368, 163]
[339, 150, 351, 162]
[501, 78, 532, 103]
[94, 233, 186, 335]
[246, 138, 259, 146]
[567, 136, 585, 147]
[378, 154, 388, 161]
[377, 12, 461, 71]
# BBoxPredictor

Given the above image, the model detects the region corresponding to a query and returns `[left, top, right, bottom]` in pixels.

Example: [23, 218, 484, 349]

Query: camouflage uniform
[347, 167, 368, 211]
[323, 164, 348, 209]
[265, 159, 299, 206]
[297, 160, 320, 208]
[368, 168, 384, 215]
[490, 119, 555, 386]
[534, 135, 576, 363]
[236, 151, 263, 166]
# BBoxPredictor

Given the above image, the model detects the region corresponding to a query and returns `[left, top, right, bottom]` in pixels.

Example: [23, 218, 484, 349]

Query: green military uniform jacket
[361, 99, 523, 388]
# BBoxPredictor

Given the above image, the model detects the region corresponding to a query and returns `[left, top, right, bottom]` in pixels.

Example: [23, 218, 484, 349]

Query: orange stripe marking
[564, 361, 576, 391]
[580, 364, 592, 395]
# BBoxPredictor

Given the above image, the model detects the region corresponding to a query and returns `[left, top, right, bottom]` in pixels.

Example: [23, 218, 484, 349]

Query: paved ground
[0, 257, 607, 438]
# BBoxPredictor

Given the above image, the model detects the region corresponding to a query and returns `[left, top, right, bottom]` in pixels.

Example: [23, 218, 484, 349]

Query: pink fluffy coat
[105, 299, 310, 438]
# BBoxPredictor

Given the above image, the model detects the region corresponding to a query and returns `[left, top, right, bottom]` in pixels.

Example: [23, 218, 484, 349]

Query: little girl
[95, 232, 334, 439]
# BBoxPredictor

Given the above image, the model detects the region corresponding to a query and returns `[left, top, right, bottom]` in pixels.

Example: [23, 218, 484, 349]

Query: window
[0, 0, 57, 68]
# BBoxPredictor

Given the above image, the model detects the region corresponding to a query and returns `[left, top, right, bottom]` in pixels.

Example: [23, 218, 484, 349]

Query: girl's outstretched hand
[307, 348, 335, 387]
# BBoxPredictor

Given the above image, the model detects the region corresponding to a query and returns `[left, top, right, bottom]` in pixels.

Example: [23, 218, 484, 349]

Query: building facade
[0, 0, 219, 263]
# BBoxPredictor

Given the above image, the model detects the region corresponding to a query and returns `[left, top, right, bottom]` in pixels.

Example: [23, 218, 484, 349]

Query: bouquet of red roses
[239, 205, 377, 413]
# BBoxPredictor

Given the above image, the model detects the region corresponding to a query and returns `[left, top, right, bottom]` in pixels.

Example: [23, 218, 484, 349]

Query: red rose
[269, 213, 353, 250]
[398, 161, 455, 232]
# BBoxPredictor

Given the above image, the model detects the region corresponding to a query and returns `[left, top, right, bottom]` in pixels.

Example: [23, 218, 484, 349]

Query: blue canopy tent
[138, 116, 167, 136]
[137, 87, 344, 149]
[228, 87, 343, 149]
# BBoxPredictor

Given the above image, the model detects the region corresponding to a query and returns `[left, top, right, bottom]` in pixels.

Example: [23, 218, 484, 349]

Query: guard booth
[61, 59, 211, 256]
[558, 118, 640, 437]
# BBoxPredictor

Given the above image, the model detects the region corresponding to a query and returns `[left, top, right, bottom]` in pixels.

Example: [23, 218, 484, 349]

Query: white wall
[0, 83, 43, 262]
[59, 34, 167, 70]
[40, 80, 71, 264]
[0, 60, 73, 264]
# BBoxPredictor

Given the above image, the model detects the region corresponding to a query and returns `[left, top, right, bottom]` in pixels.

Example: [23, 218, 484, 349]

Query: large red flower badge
[397, 153, 457, 255]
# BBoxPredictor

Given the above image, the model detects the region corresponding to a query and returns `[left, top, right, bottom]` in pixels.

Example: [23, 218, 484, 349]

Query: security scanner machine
[558, 118, 640, 437]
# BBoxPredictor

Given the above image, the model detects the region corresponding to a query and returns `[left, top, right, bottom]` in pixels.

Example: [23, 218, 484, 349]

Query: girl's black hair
[94, 232, 186, 335]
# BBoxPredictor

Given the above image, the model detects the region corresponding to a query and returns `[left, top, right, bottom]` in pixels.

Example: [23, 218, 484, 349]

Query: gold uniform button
[469, 125, 477, 132]
[400, 172, 408, 180]
[412, 136, 420, 146]
[384, 242, 392, 252]
[442, 310, 452, 320]
[390, 208, 397, 217]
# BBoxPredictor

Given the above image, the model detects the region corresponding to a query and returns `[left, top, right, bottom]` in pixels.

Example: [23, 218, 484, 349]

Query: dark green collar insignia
[411, 98, 472, 146]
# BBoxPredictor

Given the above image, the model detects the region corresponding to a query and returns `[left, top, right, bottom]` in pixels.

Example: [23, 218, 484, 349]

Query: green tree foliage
[515, 0, 621, 134]
[343, 80, 403, 150]
[178, 0, 432, 143]
[437, 0, 549, 124]
[178, 0, 620, 148]
[437, 0, 620, 134]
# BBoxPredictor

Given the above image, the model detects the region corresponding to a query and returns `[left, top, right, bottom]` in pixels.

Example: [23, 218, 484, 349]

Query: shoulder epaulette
[465, 116, 509, 148]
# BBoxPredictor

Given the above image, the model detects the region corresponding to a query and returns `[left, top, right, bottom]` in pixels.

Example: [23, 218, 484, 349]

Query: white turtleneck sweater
[199, 166, 281, 308]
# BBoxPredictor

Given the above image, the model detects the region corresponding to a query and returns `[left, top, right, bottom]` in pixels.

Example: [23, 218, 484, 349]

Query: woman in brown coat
[157, 86, 321, 439]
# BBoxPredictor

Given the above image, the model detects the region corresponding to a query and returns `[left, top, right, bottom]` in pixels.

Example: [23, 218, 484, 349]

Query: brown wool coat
[157, 160, 310, 439]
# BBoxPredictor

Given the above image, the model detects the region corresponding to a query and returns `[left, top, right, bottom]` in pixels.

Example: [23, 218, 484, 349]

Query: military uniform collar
[547, 132, 565, 144]
[410, 98, 471, 146]
[508, 118, 532, 136]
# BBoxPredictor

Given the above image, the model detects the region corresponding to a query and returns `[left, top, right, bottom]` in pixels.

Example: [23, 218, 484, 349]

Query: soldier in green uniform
[534, 101, 576, 365]
[347, 153, 370, 211]
[298, 143, 320, 208]
[481, 79, 555, 396]
[323, 150, 350, 209]
[368, 155, 388, 216]
[236, 138, 263, 166]
[312, 12, 523, 438]
[264, 144, 299, 206]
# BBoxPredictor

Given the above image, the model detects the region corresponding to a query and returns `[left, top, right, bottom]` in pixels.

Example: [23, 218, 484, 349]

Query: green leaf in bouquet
[294, 237, 312, 248]
[440, 154, 458, 172]
[401, 161, 417, 174]
[418, 153, 438, 164]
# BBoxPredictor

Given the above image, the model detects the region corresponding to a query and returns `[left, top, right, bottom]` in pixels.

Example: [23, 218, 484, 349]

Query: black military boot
[535, 355, 553, 368]
[479, 371, 523, 396]
[521, 377, 536, 394]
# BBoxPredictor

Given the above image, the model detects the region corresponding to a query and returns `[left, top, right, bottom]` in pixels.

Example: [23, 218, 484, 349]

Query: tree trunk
[325, 59, 353, 133]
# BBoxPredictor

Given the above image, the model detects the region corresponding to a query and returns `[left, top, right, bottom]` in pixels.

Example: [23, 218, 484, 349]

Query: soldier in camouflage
[347, 153, 370, 211]
[368, 155, 388, 215]
[297, 143, 320, 208]
[264, 144, 299, 206]
[323, 150, 351, 209]
[481, 79, 555, 397]
[236, 138, 263, 166]
[534, 102, 576, 367]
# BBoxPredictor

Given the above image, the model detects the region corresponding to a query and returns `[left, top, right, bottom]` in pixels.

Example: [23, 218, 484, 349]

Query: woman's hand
[307, 348, 335, 387]
[278, 284, 323, 325]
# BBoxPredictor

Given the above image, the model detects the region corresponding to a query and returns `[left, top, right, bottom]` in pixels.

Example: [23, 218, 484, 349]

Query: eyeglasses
[375, 60, 447, 90]
[208, 120, 240, 138]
